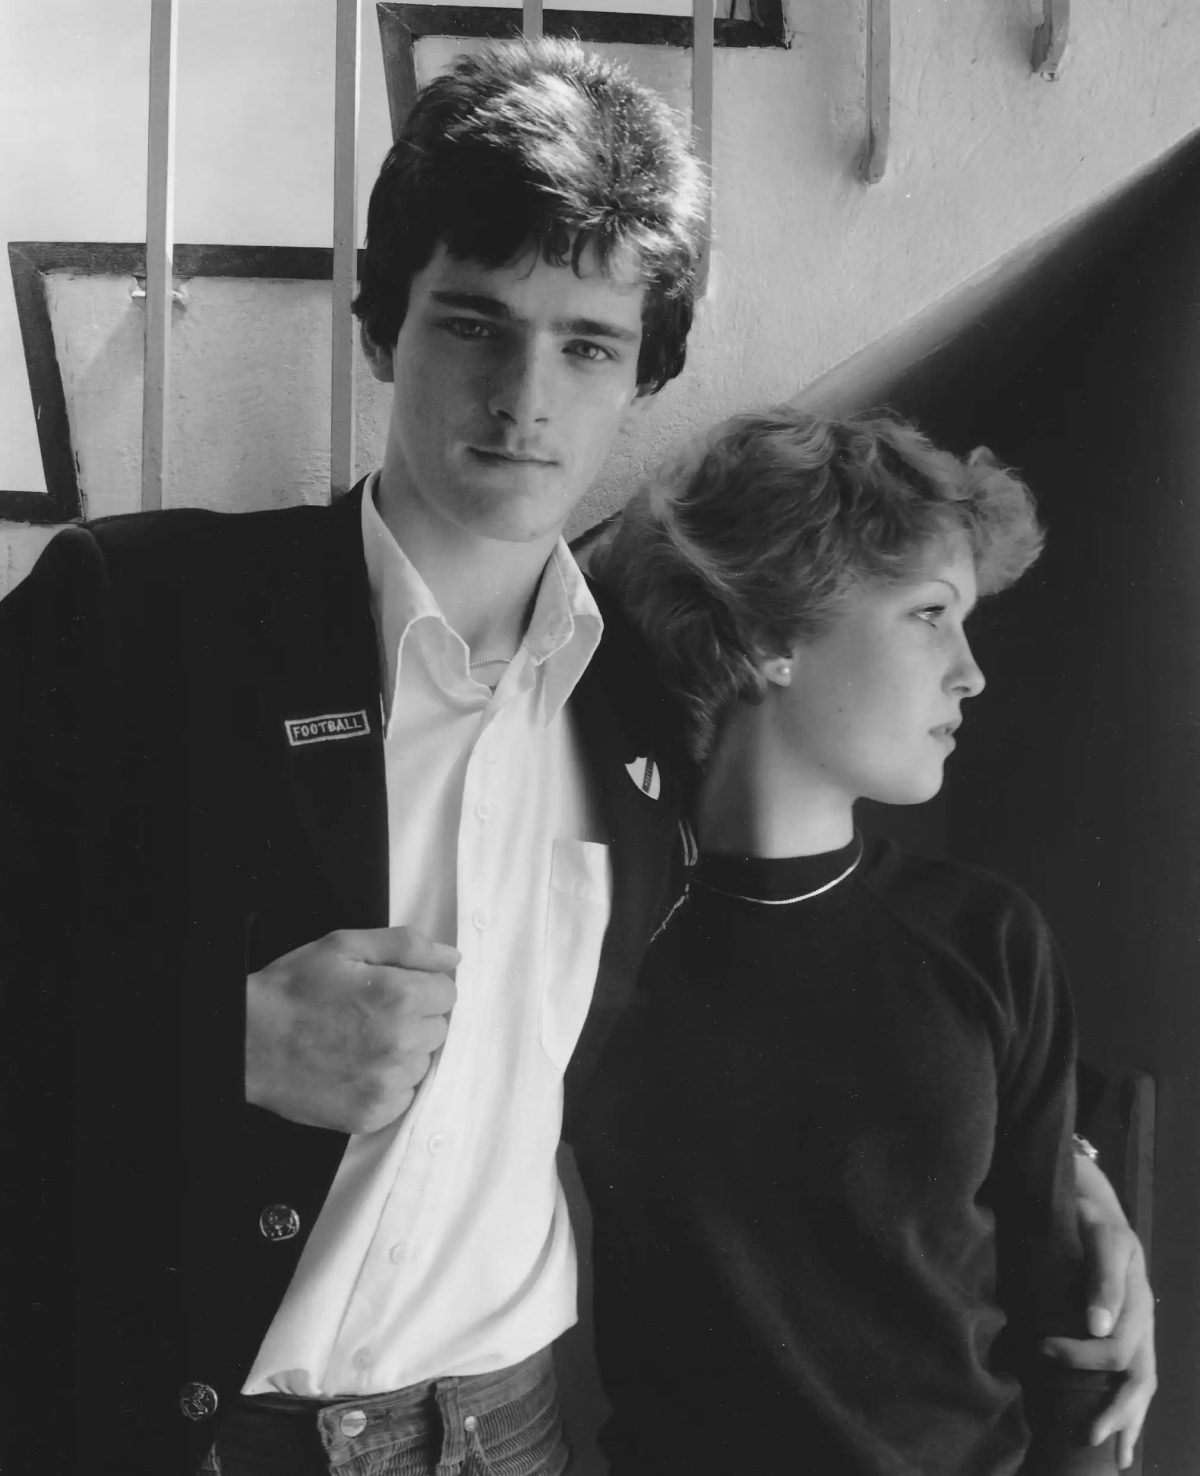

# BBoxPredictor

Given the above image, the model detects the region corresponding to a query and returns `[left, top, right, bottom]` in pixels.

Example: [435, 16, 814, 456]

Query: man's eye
[915, 605, 947, 624]
[442, 318, 496, 339]
[567, 341, 614, 363]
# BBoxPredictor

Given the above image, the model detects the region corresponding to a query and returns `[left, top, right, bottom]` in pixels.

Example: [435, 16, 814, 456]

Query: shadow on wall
[800, 131, 1200, 1476]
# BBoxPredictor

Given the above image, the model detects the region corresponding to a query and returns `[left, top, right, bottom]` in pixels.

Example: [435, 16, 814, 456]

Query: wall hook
[862, 0, 890, 184]
[130, 275, 188, 306]
[1032, 0, 1069, 78]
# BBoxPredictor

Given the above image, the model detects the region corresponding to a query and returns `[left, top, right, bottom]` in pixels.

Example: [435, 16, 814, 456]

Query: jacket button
[259, 1203, 301, 1242]
[179, 1382, 219, 1421]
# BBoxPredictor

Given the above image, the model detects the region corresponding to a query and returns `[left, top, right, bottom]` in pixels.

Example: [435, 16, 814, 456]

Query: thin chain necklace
[468, 655, 515, 670]
[692, 837, 864, 906]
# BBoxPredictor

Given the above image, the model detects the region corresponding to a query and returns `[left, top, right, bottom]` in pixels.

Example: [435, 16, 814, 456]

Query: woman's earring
[762, 654, 794, 686]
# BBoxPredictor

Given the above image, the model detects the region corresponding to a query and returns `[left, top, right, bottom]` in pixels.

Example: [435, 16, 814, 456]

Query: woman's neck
[697, 703, 855, 859]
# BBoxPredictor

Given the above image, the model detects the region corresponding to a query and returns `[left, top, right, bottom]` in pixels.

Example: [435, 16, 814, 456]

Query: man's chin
[474, 520, 562, 546]
[450, 485, 581, 546]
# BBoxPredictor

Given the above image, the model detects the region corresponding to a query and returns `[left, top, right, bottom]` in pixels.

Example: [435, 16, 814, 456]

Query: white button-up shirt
[243, 478, 610, 1396]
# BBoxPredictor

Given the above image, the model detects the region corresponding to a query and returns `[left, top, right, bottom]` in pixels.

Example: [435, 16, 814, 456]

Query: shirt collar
[526, 539, 604, 723]
[360, 472, 602, 725]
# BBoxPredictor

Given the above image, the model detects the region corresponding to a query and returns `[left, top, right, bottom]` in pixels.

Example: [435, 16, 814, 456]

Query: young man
[2, 43, 701, 1476]
[0, 40, 1149, 1476]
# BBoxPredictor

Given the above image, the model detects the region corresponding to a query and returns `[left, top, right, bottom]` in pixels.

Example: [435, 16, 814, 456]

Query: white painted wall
[2, 0, 1199, 593]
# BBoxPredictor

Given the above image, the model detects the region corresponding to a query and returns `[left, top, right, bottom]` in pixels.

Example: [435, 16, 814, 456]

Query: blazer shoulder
[78, 498, 358, 616]
[2, 498, 362, 664]
[87, 499, 335, 573]
[582, 572, 690, 770]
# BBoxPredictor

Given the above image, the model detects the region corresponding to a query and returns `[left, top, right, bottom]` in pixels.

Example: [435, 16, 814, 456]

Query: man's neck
[373, 476, 560, 657]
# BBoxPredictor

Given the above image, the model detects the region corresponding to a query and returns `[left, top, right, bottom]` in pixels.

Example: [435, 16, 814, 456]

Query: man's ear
[360, 325, 395, 383]
[623, 386, 657, 430]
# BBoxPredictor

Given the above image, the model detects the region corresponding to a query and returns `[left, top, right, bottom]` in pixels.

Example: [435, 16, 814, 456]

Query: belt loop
[434, 1377, 467, 1474]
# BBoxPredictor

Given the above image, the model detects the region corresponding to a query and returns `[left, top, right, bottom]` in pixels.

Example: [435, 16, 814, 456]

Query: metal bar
[331, 0, 362, 498]
[863, 0, 890, 185]
[692, 0, 715, 291]
[523, 0, 544, 40]
[142, 0, 179, 511]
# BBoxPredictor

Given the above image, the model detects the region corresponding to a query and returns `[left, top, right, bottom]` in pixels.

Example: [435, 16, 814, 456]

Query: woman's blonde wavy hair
[593, 407, 1044, 763]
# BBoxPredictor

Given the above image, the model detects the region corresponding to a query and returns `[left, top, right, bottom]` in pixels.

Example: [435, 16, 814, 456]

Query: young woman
[579, 410, 1119, 1475]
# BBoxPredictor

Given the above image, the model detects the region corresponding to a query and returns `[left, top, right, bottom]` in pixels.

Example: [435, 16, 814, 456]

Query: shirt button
[427, 1131, 448, 1155]
[464, 1414, 479, 1433]
[472, 910, 488, 931]
[389, 1242, 408, 1264]
[340, 1408, 368, 1438]
[352, 1347, 372, 1372]
[475, 801, 492, 822]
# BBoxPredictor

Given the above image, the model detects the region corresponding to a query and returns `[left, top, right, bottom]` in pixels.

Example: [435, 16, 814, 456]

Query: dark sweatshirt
[573, 835, 1116, 1476]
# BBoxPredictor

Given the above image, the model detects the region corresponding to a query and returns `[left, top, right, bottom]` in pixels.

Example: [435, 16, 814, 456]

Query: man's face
[374, 241, 646, 547]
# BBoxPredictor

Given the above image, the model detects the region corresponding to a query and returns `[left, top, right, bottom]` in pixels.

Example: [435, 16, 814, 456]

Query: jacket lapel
[257, 485, 389, 931]
[565, 586, 691, 1105]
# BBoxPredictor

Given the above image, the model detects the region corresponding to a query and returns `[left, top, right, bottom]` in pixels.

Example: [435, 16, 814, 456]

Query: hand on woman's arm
[1041, 1153, 1157, 1469]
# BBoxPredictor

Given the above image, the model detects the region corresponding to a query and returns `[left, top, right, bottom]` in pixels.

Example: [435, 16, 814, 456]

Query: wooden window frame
[3, 242, 351, 525]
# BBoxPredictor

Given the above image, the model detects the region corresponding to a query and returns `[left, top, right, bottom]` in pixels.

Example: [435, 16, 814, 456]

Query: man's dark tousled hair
[352, 40, 708, 393]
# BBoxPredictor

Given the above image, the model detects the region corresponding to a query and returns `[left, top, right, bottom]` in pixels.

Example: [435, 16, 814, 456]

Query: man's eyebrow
[556, 316, 642, 345]
[429, 291, 641, 344]
[430, 290, 513, 318]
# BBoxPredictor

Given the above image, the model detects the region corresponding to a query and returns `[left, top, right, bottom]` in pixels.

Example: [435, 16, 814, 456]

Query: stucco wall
[2, 0, 1199, 596]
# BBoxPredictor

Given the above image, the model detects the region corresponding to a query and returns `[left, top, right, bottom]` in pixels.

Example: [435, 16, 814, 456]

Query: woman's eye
[915, 605, 947, 624]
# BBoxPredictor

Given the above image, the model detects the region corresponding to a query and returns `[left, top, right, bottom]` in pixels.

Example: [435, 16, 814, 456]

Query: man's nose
[487, 340, 553, 430]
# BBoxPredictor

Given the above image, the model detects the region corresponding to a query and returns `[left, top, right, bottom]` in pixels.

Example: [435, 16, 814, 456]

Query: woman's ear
[360, 325, 395, 383]
[759, 652, 796, 688]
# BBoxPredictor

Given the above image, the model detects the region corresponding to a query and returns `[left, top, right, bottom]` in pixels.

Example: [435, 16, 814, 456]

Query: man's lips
[930, 720, 961, 741]
[468, 446, 558, 466]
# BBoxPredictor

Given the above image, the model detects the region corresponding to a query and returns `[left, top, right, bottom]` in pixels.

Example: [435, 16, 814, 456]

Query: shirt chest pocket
[541, 838, 613, 1072]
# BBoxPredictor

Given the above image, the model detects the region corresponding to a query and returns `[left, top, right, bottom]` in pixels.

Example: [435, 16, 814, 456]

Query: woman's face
[762, 533, 986, 812]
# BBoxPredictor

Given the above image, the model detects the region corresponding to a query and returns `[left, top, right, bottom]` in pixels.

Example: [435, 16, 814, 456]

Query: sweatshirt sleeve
[986, 893, 1119, 1476]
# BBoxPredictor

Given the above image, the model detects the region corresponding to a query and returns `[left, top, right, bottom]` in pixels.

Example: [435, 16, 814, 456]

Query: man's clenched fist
[246, 926, 459, 1135]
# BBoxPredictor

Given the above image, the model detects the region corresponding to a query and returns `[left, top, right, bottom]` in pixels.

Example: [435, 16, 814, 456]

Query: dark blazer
[0, 486, 687, 1474]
